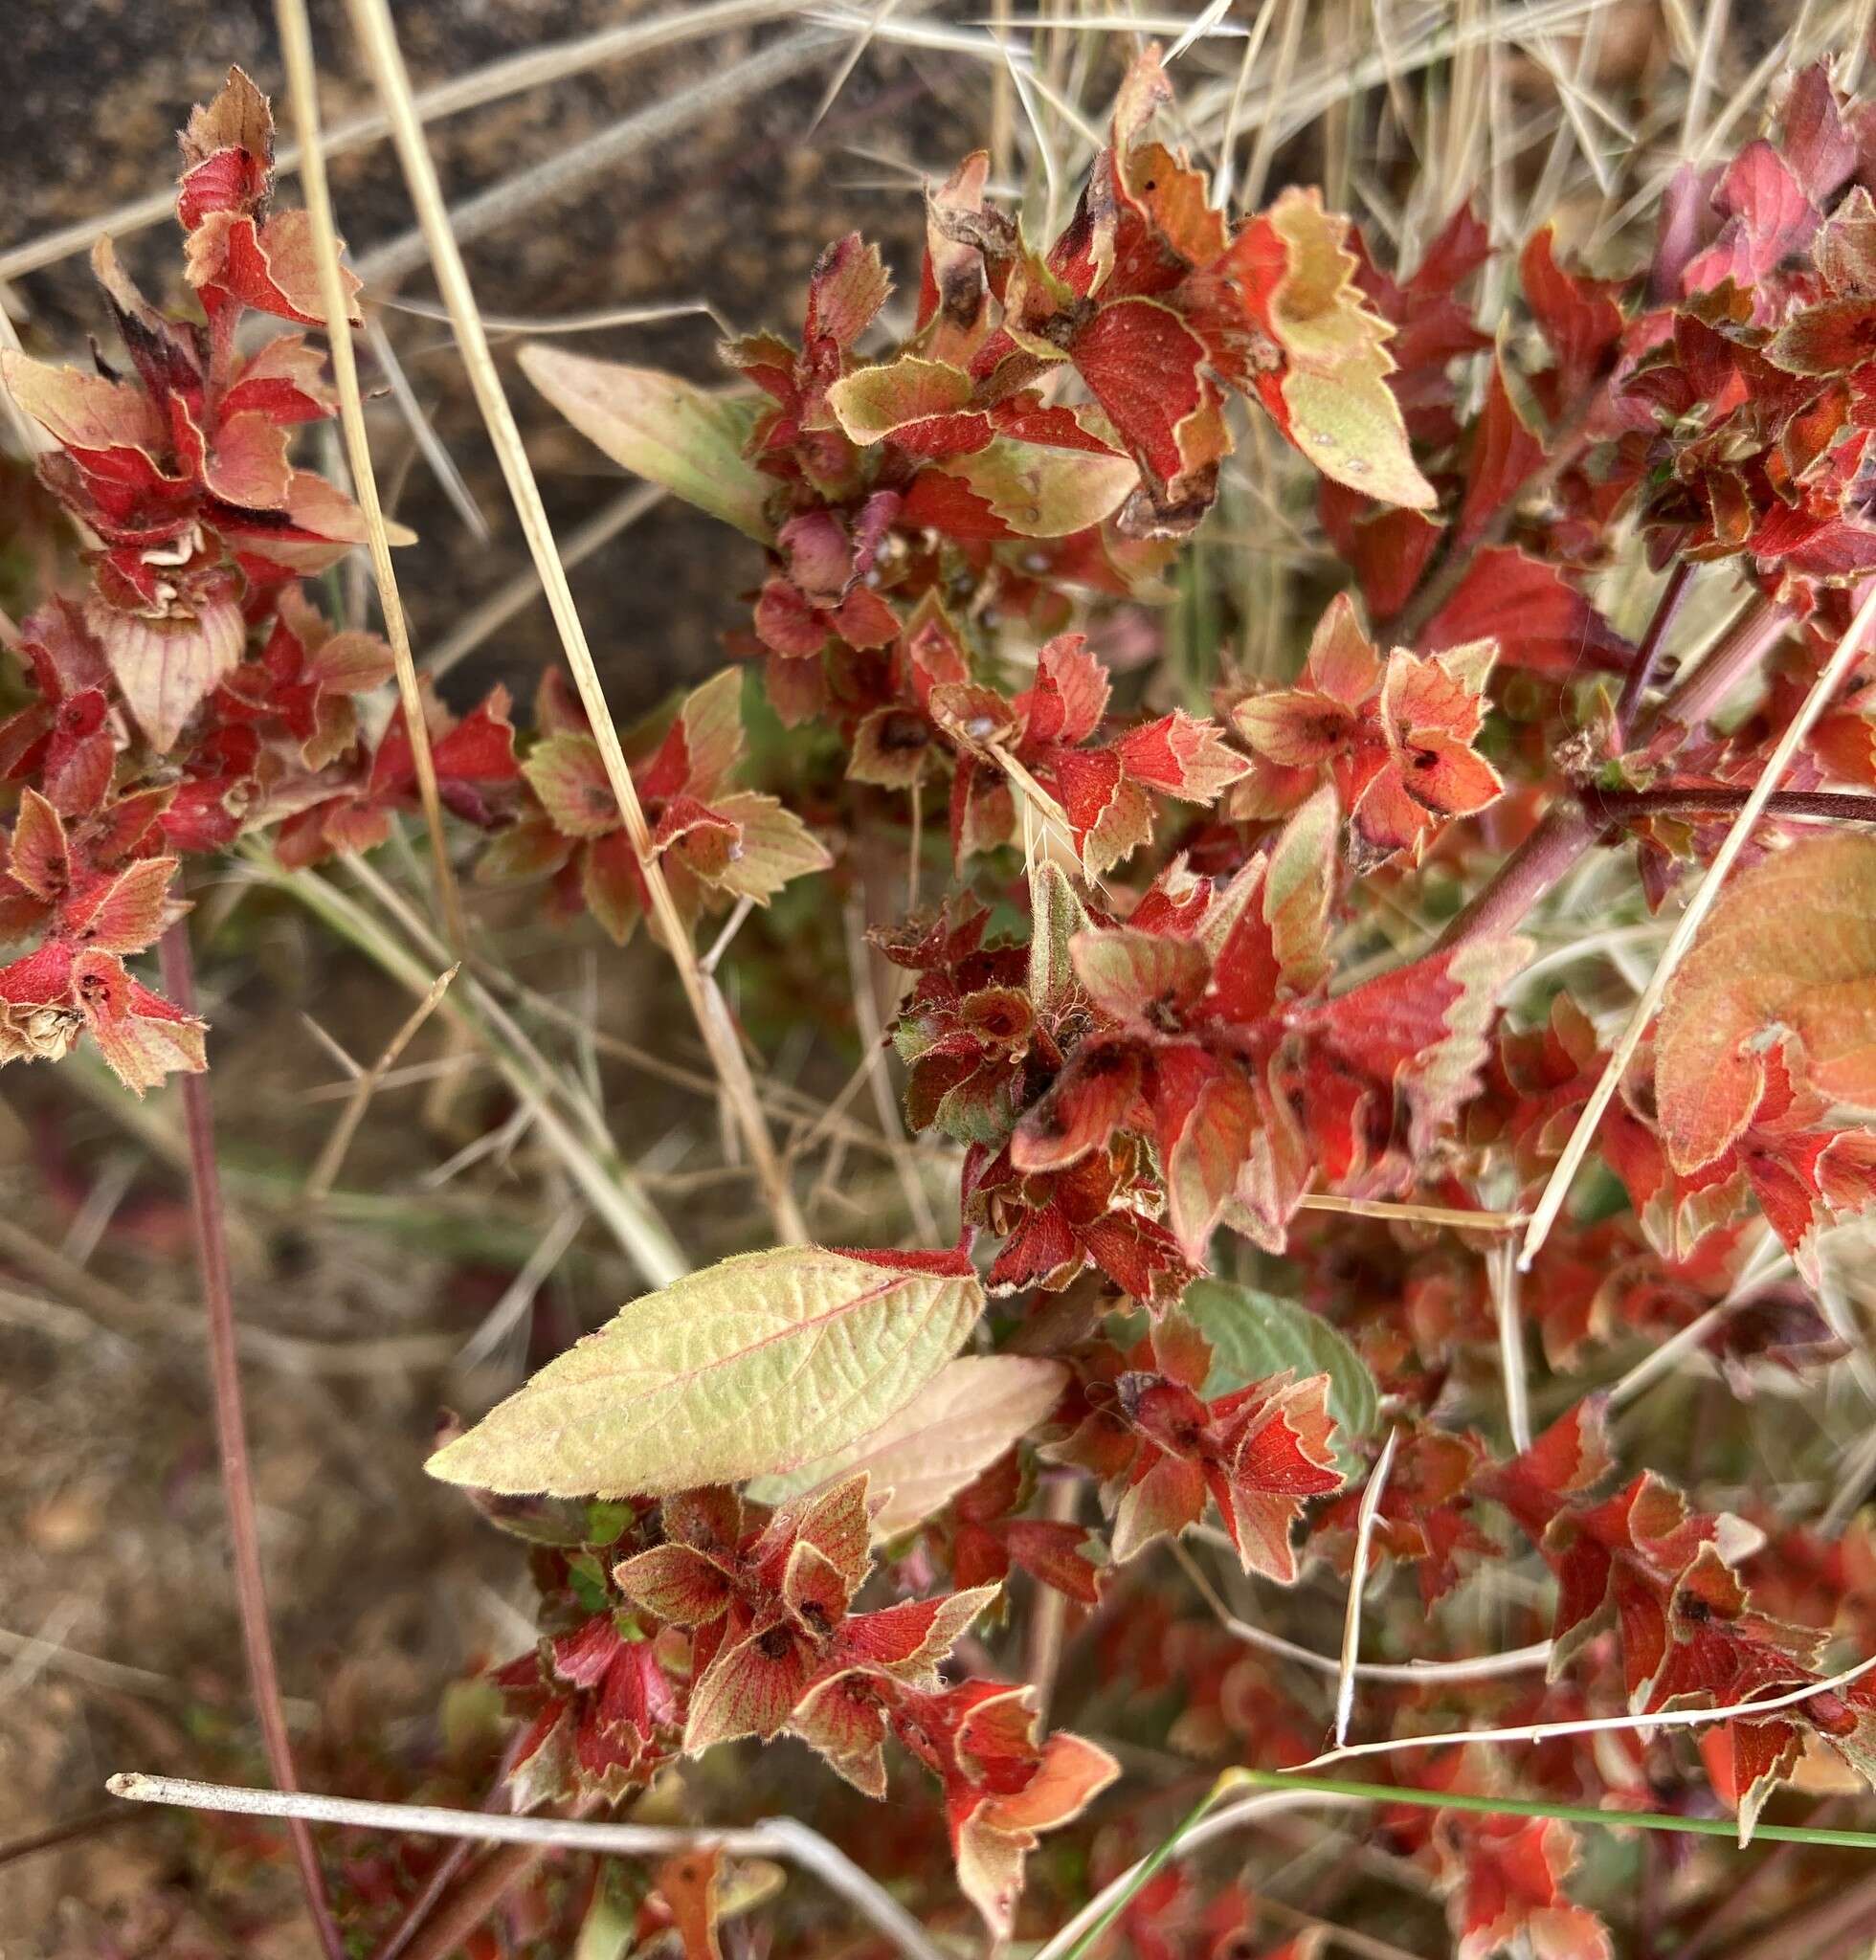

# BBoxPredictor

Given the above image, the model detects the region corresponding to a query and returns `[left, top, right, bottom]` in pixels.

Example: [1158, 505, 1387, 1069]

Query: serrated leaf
[941, 437, 1139, 538]
[826, 353, 975, 443]
[748, 1355, 1066, 1537]
[1182, 1277, 1378, 1456]
[521, 345, 772, 543]
[427, 1247, 984, 1499]
[1656, 832, 1876, 1173]
[1027, 860, 1089, 1013]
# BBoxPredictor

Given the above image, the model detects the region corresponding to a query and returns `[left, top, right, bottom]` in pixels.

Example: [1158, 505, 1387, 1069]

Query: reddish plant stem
[1612, 556, 1694, 740]
[158, 916, 346, 1960]
[1585, 784, 1876, 825]
[1382, 385, 1602, 645]
[401, 1841, 547, 1960]
[1439, 594, 1793, 948]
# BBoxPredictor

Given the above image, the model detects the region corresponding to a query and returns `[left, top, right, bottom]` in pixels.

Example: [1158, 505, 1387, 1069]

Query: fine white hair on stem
[1334, 1426, 1399, 1747]
[105, 1774, 948, 1960]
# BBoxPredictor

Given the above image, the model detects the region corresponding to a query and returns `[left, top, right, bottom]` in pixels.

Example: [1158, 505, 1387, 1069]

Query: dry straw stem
[354, 25, 842, 291]
[305, 962, 458, 1199]
[106, 1774, 948, 1960]
[257, 848, 686, 1283]
[1520, 586, 1876, 1269]
[276, 0, 467, 954]
[345, 0, 807, 1245]
[1295, 1650, 1876, 1780]
[1333, 1424, 1398, 1748]
[0, 0, 814, 283]
[1170, 1541, 1552, 1684]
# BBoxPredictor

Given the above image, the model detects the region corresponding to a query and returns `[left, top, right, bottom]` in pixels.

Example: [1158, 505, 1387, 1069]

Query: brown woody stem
[1584, 785, 1876, 826]
[157, 916, 346, 1960]
[1439, 593, 1794, 948]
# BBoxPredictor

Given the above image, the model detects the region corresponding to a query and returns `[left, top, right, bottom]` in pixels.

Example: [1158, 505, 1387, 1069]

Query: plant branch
[1583, 784, 1876, 826]
[107, 1773, 948, 1960]
[343, 0, 807, 1244]
[1437, 594, 1794, 951]
[157, 920, 346, 1960]
[1519, 588, 1876, 1268]
[276, 0, 467, 952]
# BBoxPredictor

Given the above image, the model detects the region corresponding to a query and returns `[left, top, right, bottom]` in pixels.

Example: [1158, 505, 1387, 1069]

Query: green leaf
[826, 353, 975, 443]
[1027, 859, 1089, 1013]
[747, 1354, 1066, 1537]
[520, 345, 772, 542]
[942, 436, 1139, 537]
[427, 1247, 984, 1499]
[1182, 1277, 1377, 1446]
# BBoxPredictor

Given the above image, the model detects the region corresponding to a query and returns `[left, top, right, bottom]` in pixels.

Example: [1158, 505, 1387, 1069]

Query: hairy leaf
[1182, 1277, 1379, 1448]
[427, 1247, 984, 1498]
[748, 1355, 1067, 1537]
[1656, 833, 1876, 1173]
[521, 345, 772, 543]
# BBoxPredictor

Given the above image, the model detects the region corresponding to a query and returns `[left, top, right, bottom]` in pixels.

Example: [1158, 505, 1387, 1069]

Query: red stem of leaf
[1585, 785, 1876, 825]
[158, 915, 346, 1960]
[1613, 556, 1695, 741]
[1440, 594, 1793, 947]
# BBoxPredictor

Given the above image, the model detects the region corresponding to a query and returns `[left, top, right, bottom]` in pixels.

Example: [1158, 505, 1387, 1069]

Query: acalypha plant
[13, 37, 1876, 1959]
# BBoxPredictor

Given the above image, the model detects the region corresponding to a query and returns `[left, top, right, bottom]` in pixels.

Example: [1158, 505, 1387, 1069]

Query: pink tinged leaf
[1113, 711, 1251, 802]
[707, 792, 831, 902]
[1110, 1451, 1208, 1562]
[524, 734, 617, 839]
[6, 789, 70, 904]
[1020, 635, 1112, 747]
[1012, 1045, 1143, 1172]
[1156, 1048, 1260, 1260]
[1068, 297, 1210, 489]
[683, 1620, 815, 1750]
[1068, 927, 1209, 1026]
[91, 591, 246, 753]
[613, 1543, 736, 1626]
[71, 948, 207, 1095]
[61, 856, 180, 957]
[806, 233, 892, 349]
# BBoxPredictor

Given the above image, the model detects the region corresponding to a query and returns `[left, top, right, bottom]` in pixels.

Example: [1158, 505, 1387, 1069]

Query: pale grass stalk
[0, 1, 814, 282]
[346, 0, 807, 1245]
[1490, 1237, 1531, 1452]
[1334, 1426, 1399, 1748]
[455, 1203, 583, 1368]
[387, 293, 730, 339]
[424, 484, 662, 680]
[251, 847, 687, 1282]
[1022, 1476, 1083, 1725]
[277, 0, 468, 953]
[355, 29, 841, 290]
[1297, 1192, 1525, 1234]
[363, 314, 489, 539]
[1171, 1542, 1552, 1683]
[1294, 1651, 1876, 1777]
[106, 1775, 947, 1960]
[306, 964, 458, 1199]
[1520, 588, 1876, 1270]
[1240, 0, 1306, 209]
